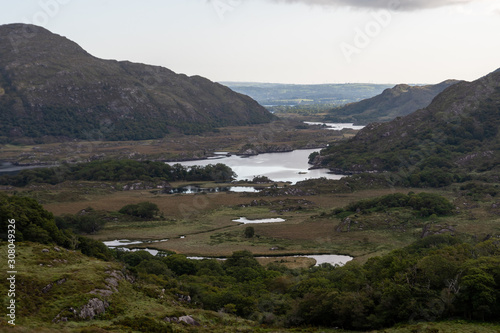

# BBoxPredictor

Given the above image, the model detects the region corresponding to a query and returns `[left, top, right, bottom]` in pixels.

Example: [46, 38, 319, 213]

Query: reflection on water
[103, 239, 145, 247]
[232, 217, 286, 224]
[171, 148, 342, 184]
[103, 239, 168, 247]
[167, 185, 259, 194]
[0, 162, 57, 175]
[187, 255, 352, 267]
[304, 122, 365, 131]
[103, 239, 352, 266]
[298, 254, 353, 266]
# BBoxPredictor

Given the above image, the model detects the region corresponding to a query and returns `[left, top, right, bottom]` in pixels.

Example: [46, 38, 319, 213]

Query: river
[104, 239, 352, 266]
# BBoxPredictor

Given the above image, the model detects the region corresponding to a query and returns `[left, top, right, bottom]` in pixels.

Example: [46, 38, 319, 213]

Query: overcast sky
[1, 0, 500, 84]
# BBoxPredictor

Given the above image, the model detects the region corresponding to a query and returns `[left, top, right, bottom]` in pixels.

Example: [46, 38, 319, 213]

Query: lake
[171, 148, 342, 184]
[232, 217, 286, 224]
[167, 185, 260, 194]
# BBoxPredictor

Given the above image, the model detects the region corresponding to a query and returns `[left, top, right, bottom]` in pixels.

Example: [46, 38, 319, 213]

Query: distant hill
[221, 82, 394, 106]
[313, 68, 500, 186]
[324, 80, 460, 125]
[0, 24, 275, 143]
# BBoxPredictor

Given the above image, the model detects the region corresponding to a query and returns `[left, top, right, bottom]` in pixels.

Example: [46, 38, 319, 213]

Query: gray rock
[164, 316, 178, 323]
[79, 298, 109, 320]
[42, 283, 53, 293]
[179, 315, 200, 326]
[164, 315, 200, 326]
[176, 294, 191, 303]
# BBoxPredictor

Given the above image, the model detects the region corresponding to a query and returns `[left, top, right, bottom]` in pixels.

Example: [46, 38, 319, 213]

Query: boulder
[79, 298, 109, 320]
[179, 315, 200, 326]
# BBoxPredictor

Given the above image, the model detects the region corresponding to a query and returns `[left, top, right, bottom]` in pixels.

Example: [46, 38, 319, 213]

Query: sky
[1, 0, 500, 84]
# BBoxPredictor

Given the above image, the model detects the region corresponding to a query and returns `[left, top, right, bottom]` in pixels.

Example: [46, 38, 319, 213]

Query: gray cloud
[270, 0, 482, 11]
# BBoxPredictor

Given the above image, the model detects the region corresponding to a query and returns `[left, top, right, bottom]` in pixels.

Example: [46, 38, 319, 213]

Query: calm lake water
[304, 122, 365, 131]
[232, 217, 286, 224]
[171, 148, 342, 184]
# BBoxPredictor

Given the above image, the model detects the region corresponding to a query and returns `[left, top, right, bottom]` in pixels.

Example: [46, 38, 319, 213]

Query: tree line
[0, 159, 236, 187]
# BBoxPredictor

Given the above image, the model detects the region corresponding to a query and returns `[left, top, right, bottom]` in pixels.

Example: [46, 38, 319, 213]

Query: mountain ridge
[323, 79, 461, 125]
[0, 24, 276, 143]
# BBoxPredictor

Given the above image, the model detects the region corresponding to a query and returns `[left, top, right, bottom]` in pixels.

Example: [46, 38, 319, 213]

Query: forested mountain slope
[314, 68, 500, 186]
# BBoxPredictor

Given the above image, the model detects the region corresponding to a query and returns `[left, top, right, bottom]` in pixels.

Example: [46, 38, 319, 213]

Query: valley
[0, 119, 353, 166]
[1, 20, 500, 333]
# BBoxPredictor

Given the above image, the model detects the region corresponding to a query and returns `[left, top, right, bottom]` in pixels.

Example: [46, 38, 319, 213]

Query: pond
[103, 239, 169, 248]
[304, 122, 365, 131]
[232, 217, 286, 224]
[167, 185, 260, 194]
[171, 148, 343, 184]
[298, 254, 352, 266]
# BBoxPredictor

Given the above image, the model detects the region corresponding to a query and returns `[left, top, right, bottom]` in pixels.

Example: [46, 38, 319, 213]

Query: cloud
[270, 0, 483, 11]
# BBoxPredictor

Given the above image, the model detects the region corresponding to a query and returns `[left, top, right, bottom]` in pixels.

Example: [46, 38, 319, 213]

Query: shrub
[77, 236, 113, 261]
[119, 202, 159, 219]
[244, 226, 255, 238]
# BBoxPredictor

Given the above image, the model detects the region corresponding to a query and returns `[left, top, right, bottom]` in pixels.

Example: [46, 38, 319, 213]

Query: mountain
[314, 68, 500, 186]
[221, 82, 394, 106]
[323, 80, 460, 125]
[0, 24, 275, 143]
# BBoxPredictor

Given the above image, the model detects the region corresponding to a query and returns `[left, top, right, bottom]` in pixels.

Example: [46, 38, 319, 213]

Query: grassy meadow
[11, 180, 494, 265]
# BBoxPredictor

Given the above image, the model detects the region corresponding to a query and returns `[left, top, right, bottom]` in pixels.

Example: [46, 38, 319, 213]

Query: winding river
[104, 239, 352, 267]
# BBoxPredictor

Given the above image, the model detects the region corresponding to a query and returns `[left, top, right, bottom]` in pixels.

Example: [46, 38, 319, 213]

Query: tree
[0, 193, 70, 246]
[244, 226, 255, 238]
[458, 267, 497, 320]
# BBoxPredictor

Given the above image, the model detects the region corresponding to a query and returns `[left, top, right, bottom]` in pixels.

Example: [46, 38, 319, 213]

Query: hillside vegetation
[2, 193, 500, 332]
[313, 68, 500, 186]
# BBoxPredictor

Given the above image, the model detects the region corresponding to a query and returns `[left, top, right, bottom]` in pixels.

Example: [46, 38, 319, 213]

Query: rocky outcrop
[52, 298, 109, 323]
[421, 224, 456, 238]
[164, 315, 200, 326]
[79, 298, 109, 320]
[41, 278, 67, 294]
[53, 270, 132, 323]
